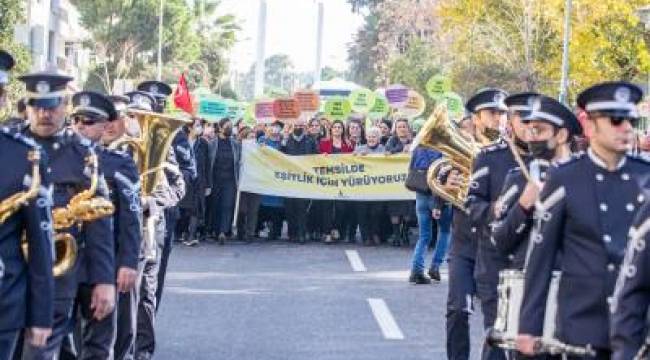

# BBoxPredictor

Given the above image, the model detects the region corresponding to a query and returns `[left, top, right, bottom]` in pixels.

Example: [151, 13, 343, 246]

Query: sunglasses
[72, 116, 104, 126]
[609, 116, 639, 127]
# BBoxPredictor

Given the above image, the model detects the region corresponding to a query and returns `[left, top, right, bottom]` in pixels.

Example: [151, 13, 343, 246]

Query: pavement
[155, 241, 484, 360]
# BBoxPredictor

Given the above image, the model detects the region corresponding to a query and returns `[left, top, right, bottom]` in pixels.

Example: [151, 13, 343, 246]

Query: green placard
[426, 74, 452, 100]
[444, 92, 464, 119]
[198, 96, 228, 121]
[368, 94, 390, 119]
[324, 97, 352, 120]
[348, 88, 376, 114]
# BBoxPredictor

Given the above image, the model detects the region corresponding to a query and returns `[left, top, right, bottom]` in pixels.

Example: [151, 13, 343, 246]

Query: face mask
[514, 136, 528, 152]
[293, 128, 304, 136]
[193, 125, 203, 135]
[528, 139, 556, 160]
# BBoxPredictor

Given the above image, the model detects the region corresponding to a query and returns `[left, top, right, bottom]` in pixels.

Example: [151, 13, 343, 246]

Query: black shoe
[428, 267, 441, 282]
[409, 272, 432, 285]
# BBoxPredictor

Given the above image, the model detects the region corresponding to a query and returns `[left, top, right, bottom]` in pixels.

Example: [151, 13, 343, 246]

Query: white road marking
[167, 286, 265, 295]
[367, 298, 405, 340]
[345, 249, 367, 272]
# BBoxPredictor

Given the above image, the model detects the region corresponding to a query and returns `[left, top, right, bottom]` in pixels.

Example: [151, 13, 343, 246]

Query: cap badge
[530, 96, 542, 112]
[615, 87, 631, 103]
[494, 92, 506, 104]
[36, 81, 50, 94]
[79, 95, 91, 107]
[150, 84, 159, 94]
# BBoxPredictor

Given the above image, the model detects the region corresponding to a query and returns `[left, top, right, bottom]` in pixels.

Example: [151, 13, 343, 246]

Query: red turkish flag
[174, 72, 194, 114]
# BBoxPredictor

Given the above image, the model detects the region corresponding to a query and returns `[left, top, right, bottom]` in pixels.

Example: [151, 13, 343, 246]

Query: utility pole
[254, 0, 267, 98]
[157, 0, 165, 81]
[558, 0, 572, 104]
[314, 1, 324, 85]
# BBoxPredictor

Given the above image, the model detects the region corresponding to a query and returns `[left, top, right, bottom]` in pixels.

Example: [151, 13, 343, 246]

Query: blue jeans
[411, 192, 453, 273]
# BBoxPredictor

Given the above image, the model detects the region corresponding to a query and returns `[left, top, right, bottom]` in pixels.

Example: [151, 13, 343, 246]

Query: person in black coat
[207, 117, 241, 244]
[280, 121, 318, 243]
[179, 118, 212, 246]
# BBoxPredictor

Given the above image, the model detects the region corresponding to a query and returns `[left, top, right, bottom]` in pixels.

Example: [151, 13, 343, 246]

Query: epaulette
[481, 142, 508, 154]
[0, 126, 40, 150]
[555, 151, 585, 167]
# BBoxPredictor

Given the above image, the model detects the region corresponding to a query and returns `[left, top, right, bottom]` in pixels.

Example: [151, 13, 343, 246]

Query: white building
[14, 0, 91, 89]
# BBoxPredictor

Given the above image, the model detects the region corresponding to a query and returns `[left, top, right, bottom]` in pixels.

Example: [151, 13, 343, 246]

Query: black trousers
[114, 260, 145, 360]
[59, 285, 115, 360]
[446, 254, 477, 360]
[258, 205, 284, 240]
[237, 192, 261, 238]
[22, 298, 75, 360]
[285, 198, 309, 239]
[306, 200, 326, 235]
[322, 201, 347, 234]
[0, 329, 18, 360]
[156, 208, 178, 310]
[209, 179, 237, 235]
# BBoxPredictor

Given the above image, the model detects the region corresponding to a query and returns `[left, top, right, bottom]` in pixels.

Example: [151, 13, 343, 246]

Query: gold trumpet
[22, 153, 115, 277]
[0, 149, 42, 224]
[416, 104, 494, 210]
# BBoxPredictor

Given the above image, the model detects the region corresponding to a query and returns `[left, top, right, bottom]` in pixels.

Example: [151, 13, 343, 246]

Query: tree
[321, 66, 344, 81]
[0, 0, 30, 119]
[264, 54, 295, 93]
[347, 13, 379, 88]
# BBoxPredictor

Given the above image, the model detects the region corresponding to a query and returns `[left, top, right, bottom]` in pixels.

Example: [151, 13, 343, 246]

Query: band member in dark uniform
[445, 88, 511, 360]
[135, 80, 195, 310]
[59, 91, 142, 359]
[466, 88, 534, 360]
[492, 94, 580, 271]
[517, 82, 650, 359]
[104, 94, 145, 360]
[124, 88, 185, 360]
[16, 73, 116, 359]
[0, 51, 55, 359]
[611, 184, 650, 360]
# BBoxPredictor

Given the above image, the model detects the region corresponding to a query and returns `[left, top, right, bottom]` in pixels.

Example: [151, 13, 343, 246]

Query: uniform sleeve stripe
[114, 171, 141, 192]
[499, 184, 519, 206]
[471, 166, 489, 181]
[536, 186, 566, 212]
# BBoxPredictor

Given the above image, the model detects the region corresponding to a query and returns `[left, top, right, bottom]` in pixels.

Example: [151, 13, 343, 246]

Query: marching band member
[516, 82, 649, 359]
[16, 73, 116, 359]
[123, 88, 185, 360]
[445, 88, 511, 360]
[0, 50, 55, 360]
[466, 87, 531, 360]
[60, 91, 142, 358]
[611, 182, 650, 360]
[490, 93, 578, 270]
[104, 94, 145, 360]
[135, 80, 195, 310]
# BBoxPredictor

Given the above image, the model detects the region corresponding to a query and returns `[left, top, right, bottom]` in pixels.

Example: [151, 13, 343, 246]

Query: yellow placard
[239, 141, 415, 201]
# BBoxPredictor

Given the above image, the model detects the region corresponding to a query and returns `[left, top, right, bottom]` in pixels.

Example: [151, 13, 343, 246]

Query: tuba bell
[111, 109, 189, 197]
[415, 104, 483, 210]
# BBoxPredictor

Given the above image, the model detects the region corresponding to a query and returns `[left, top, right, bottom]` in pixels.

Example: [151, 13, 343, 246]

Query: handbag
[405, 168, 431, 194]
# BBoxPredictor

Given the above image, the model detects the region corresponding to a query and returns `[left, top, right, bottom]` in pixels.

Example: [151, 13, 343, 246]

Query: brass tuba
[111, 109, 189, 197]
[110, 110, 189, 260]
[0, 149, 42, 225]
[22, 153, 115, 277]
[415, 104, 488, 210]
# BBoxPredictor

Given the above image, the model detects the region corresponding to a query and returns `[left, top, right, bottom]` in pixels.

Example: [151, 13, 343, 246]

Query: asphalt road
[155, 241, 484, 360]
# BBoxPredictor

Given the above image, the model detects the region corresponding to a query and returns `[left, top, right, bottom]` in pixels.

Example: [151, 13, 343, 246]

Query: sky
[216, 0, 365, 74]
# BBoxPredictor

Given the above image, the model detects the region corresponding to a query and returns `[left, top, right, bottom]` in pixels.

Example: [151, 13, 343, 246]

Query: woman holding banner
[385, 118, 415, 246]
[354, 126, 386, 246]
[319, 120, 355, 244]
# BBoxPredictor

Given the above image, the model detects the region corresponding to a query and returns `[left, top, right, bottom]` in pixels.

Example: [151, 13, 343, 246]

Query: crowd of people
[6, 38, 650, 360]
